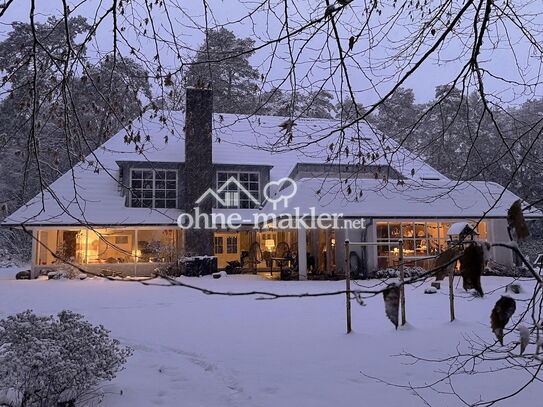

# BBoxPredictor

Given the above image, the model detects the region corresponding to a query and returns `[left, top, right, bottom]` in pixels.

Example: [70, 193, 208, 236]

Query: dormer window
[216, 171, 260, 209]
[130, 169, 177, 208]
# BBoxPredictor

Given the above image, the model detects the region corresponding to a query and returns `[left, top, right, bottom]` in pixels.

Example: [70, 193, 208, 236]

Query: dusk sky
[2, 0, 540, 106]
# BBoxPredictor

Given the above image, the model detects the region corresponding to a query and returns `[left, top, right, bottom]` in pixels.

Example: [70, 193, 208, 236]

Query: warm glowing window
[35, 230, 86, 265]
[214, 236, 224, 254]
[35, 229, 178, 265]
[376, 221, 487, 269]
[86, 229, 135, 264]
[226, 236, 238, 254]
[130, 169, 177, 209]
[137, 229, 177, 263]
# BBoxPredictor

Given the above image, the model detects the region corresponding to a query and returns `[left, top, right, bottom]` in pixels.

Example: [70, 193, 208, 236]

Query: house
[2, 87, 541, 279]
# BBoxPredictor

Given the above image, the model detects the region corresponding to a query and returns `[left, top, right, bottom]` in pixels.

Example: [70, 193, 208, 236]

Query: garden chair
[243, 241, 263, 273]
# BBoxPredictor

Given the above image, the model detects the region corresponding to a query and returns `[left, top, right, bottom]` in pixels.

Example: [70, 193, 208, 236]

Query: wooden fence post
[399, 239, 406, 326]
[345, 240, 352, 334]
[449, 266, 455, 322]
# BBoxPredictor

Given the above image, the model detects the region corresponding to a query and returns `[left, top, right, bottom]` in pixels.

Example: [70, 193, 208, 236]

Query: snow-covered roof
[87, 111, 446, 180]
[447, 222, 477, 235]
[3, 111, 537, 227]
[264, 178, 543, 219]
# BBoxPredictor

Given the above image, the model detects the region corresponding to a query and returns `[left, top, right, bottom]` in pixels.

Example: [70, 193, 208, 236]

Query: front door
[214, 233, 240, 269]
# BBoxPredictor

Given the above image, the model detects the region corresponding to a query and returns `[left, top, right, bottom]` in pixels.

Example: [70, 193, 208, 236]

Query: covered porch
[212, 228, 342, 280]
[26, 218, 510, 279]
[28, 225, 346, 280]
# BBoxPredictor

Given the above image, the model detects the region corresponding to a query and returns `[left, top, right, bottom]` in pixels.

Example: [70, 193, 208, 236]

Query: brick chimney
[184, 87, 214, 256]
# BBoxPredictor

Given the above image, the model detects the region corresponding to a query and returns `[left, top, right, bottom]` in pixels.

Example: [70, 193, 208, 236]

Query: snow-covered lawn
[0, 267, 540, 406]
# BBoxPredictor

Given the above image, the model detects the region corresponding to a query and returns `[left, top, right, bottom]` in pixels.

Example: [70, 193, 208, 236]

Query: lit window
[216, 171, 260, 209]
[376, 221, 487, 270]
[226, 236, 238, 254]
[214, 236, 224, 254]
[130, 169, 177, 208]
[86, 229, 135, 264]
[137, 229, 177, 263]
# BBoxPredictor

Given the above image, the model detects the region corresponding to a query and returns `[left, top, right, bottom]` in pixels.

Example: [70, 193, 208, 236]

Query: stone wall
[184, 87, 214, 256]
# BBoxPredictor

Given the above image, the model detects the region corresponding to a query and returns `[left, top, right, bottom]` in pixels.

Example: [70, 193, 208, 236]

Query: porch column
[31, 229, 38, 279]
[334, 224, 346, 277]
[310, 229, 320, 272]
[134, 228, 139, 277]
[298, 226, 307, 280]
[366, 221, 378, 272]
[325, 228, 332, 273]
[489, 219, 514, 266]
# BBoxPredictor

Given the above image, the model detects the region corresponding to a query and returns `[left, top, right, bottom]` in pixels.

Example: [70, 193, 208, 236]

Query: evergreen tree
[257, 87, 299, 117]
[374, 87, 421, 148]
[71, 56, 152, 149]
[335, 97, 366, 121]
[186, 28, 260, 114]
[0, 17, 151, 212]
[417, 85, 470, 177]
[258, 88, 336, 119]
[301, 90, 336, 119]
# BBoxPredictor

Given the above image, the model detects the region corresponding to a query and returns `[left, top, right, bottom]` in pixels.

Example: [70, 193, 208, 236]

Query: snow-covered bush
[0, 310, 132, 406]
[484, 260, 533, 277]
[369, 266, 428, 280]
[46, 265, 82, 280]
[370, 263, 534, 280]
[0, 248, 23, 268]
[154, 261, 183, 277]
[0, 229, 30, 265]
[140, 239, 177, 263]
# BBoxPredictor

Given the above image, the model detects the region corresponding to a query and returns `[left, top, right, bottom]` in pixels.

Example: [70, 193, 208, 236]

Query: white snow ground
[0, 266, 541, 407]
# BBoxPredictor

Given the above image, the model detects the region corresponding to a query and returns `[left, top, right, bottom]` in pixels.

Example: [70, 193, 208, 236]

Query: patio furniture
[307, 253, 316, 274]
[273, 242, 293, 279]
[244, 242, 263, 273]
[263, 251, 273, 268]
[224, 260, 242, 274]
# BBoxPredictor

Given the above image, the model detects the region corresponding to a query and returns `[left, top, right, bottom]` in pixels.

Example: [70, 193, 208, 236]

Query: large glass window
[87, 229, 136, 264]
[226, 236, 238, 254]
[131, 169, 177, 209]
[36, 230, 86, 265]
[136, 229, 177, 263]
[214, 236, 224, 254]
[216, 171, 260, 209]
[36, 229, 179, 265]
[376, 221, 487, 269]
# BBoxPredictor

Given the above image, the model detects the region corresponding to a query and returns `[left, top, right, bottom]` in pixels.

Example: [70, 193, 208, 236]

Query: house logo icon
[263, 177, 297, 210]
[195, 176, 261, 208]
[195, 176, 298, 210]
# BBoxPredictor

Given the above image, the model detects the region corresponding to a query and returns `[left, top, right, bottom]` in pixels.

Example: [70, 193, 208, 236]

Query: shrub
[369, 266, 428, 280]
[46, 266, 83, 280]
[0, 229, 31, 265]
[0, 310, 132, 406]
[154, 261, 183, 278]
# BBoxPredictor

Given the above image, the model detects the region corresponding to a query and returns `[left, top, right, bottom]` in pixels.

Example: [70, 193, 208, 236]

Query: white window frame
[214, 236, 224, 254]
[226, 236, 238, 254]
[375, 220, 487, 268]
[215, 171, 260, 209]
[129, 168, 178, 209]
